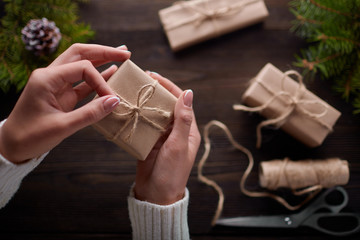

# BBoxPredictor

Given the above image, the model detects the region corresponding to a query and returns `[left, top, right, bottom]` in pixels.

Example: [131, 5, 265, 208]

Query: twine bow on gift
[110, 81, 171, 143]
[165, 0, 261, 33]
[233, 70, 333, 148]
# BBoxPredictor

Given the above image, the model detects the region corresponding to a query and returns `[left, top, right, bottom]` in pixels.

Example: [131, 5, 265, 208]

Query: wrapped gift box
[234, 63, 341, 148]
[159, 0, 269, 51]
[93, 60, 177, 160]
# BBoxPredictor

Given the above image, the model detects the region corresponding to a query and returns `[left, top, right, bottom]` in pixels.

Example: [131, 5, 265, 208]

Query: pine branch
[301, 53, 341, 71]
[309, 0, 359, 18]
[317, 34, 360, 47]
[296, 14, 323, 25]
[290, 0, 360, 113]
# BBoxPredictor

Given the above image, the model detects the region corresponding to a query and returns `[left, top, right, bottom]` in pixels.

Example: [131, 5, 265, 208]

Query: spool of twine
[259, 158, 349, 191]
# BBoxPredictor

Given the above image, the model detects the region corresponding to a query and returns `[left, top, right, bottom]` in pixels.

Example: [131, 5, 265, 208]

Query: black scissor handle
[302, 212, 360, 236]
[293, 187, 349, 228]
[312, 186, 348, 213]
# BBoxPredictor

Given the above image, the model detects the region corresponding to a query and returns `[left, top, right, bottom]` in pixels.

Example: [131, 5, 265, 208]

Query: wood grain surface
[1, 0, 359, 239]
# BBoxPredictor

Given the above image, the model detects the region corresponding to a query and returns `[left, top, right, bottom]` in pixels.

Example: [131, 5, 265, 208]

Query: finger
[117, 45, 128, 51]
[73, 64, 118, 101]
[188, 111, 201, 158]
[101, 64, 118, 81]
[65, 95, 120, 132]
[50, 43, 131, 67]
[90, 45, 129, 67]
[48, 60, 115, 96]
[166, 90, 194, 151]
[146, 71, 182, 98]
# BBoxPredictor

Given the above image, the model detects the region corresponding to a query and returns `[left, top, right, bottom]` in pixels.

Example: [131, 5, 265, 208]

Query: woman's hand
[0, 43, 131, 163]
[134, 72, 201, 205]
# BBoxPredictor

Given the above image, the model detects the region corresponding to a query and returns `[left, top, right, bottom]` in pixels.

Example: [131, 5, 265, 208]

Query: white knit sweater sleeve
[128, 186, 190, 240]
[0, 120, 48, 209]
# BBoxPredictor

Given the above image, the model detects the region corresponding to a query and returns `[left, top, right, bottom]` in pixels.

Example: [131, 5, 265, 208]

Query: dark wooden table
[1, 0, 359, 239]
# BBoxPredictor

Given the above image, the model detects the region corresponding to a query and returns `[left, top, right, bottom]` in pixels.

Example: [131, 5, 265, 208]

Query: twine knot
[132, 107, 141, 114]
[194, 6, 233, 27]
[233, 70, 332, 148]
[110, 81, 171, 143]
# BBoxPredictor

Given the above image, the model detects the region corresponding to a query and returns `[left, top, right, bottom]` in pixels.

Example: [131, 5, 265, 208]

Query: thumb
[167, 90, 194, 149]
[66, 95, 120, 132]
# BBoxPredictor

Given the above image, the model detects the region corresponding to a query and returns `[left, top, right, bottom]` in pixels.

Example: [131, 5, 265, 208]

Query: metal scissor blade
[216, 215, 297, 228]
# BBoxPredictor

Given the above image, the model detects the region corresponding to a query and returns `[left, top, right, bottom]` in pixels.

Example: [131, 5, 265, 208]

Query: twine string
[111, 81, 171, 142]
[198, 120, 322, 226]
[165, 0, 261, 32]
[233, 70, 332, 148]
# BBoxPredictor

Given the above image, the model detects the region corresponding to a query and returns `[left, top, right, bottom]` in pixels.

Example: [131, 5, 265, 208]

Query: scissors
[216, 186, 360, 236]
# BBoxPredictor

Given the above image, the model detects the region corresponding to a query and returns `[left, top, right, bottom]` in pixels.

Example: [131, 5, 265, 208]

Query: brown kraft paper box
[237, 63, 341, 147]
[159, 0, 269, 51]
[93, 60, 177, 160]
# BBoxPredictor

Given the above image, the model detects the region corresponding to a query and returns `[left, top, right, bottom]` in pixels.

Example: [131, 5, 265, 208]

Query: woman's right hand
[134, 72, 201, 205]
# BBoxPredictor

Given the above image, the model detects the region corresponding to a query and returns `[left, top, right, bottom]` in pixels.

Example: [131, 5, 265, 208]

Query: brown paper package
[241, 63, 341, 147]
[159, 0, 269, 51]
[92, 60, 177, 160]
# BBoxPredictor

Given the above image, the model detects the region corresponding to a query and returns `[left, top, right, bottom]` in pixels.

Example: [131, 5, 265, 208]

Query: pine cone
[21, 18, 62, 56]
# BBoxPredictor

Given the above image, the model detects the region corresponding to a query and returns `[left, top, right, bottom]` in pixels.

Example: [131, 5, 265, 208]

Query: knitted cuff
[128, 186, 190, 240]
[0, 119, 49, 209]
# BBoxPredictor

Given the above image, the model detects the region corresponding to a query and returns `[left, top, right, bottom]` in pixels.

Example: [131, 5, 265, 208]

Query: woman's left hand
[0, 44, 131, 163]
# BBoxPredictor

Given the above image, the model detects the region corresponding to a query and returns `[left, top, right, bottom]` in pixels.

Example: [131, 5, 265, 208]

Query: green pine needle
[290, 0, 360, 114]
[0, 0, 95, 93]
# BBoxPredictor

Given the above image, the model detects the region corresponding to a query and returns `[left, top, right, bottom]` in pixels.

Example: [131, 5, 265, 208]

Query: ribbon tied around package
[233, 70, 333, 148]
[165, 0, 262, 33]
[111, 81, 172, 143]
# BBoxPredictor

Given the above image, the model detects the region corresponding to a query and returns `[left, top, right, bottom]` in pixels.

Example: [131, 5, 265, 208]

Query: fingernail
[104, 96, 120, 112]
[146, 71, 159, 76]
[116, 45, 131, 54]
[117, 44, 127, 49]
[183, 90, 193, 108]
